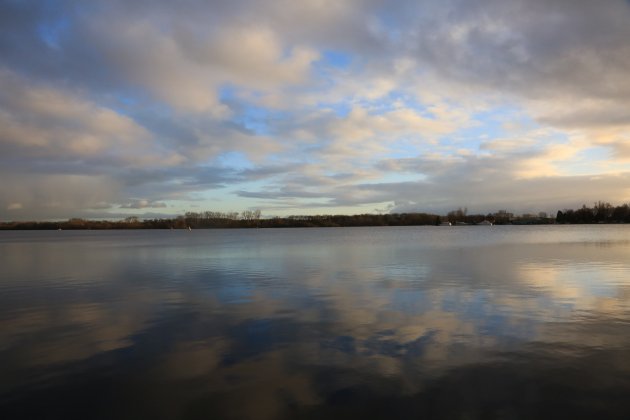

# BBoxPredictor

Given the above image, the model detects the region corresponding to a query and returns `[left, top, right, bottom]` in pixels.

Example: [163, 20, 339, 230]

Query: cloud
[0, 69, 180, 168]
[0, 173, 122, 221]
[120, 200, 168, 209]
[382, 172, 630, 214]
[1, 0, 630, 218]
[399, 0, 630, 138]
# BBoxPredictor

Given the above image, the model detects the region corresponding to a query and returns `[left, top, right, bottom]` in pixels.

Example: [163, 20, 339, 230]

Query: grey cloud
[321, 171, 630, 215]
[90, 202, 114, 210]
[537, 103, 630, 129]
[237, 188, 327, 200]
[398, 0, 630, 128]
[410, 0, 630, 96]
[120, 200, 168, 209]
[2, 0, 629, 218]
[4, 0, 630, 106]
[106, 211, 176, 220]
[118, 166, 239, 204]
[0, 172, 123, 221]
[0, 66, 279, 218]
[258, 147, 630, 213]
[0, 70, 170, 168]
[238, 164, 303, 181]
[360, 152, 630, 212]
[376, 154, 519, 182]
[0, 0, 385, 99]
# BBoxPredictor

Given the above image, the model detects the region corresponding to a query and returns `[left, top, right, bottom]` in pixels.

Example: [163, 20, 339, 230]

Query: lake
[2, 226, 630, 419]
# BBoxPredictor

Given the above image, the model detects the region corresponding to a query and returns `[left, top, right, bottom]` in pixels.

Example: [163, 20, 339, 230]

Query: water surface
[2, 226, 630, 419]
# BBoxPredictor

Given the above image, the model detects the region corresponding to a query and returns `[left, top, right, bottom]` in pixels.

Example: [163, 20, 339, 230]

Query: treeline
[556, 202, 630, 224]
[2, 202, 630, 230]
[259, 213, 442, 228]
[0, 211, 544, 230]
[0, 212, 447, 230]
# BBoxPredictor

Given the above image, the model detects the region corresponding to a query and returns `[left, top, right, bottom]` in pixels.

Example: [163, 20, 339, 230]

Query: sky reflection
[2, 227, 630, 418]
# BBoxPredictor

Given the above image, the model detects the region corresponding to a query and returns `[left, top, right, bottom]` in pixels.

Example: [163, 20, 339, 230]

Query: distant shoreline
[2, 222, 628, 231]
[3, 203, 628, 230]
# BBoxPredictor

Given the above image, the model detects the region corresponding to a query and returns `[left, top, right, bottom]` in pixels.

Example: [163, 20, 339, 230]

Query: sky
[1, 0, 630, 220]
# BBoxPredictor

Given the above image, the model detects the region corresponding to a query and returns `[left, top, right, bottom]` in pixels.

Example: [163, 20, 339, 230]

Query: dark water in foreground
[2, 226, 630, 419]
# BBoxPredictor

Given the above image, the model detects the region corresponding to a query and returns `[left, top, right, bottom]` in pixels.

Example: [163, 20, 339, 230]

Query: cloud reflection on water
[2, 227, 630, 418]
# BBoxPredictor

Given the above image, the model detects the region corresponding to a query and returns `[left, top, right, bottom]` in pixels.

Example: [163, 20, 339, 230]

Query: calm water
[2, 226, 630, 419]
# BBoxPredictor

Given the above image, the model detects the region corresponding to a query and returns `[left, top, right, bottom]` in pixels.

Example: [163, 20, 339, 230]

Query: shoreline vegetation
[2, 202, 630, 230]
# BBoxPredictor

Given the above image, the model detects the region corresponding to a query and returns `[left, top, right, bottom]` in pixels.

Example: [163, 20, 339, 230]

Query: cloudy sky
[2, 0, 630, 220]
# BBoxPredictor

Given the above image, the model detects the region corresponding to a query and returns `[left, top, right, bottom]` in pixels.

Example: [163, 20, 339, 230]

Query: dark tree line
[556, 202, 630, 224]
[0, 211, 443, 230]
[259, 212, 442, 228]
